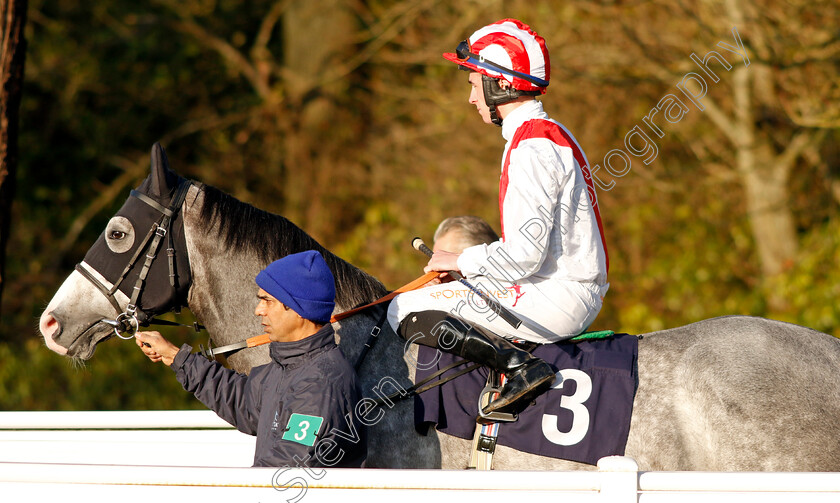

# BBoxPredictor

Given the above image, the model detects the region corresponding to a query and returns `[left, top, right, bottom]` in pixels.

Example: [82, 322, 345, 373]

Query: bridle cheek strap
[76, 181, 193, 338]
[125, 181, 193, 323]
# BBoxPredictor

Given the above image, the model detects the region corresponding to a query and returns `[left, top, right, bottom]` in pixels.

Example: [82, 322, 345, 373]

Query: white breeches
[386, 276, 608, 344]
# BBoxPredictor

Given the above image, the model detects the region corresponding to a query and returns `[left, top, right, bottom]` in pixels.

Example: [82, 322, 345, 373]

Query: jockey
[387, 19, 609, 416]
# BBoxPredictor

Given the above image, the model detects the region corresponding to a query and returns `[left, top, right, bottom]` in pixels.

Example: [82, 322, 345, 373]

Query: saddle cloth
[414, 333, 638, 466]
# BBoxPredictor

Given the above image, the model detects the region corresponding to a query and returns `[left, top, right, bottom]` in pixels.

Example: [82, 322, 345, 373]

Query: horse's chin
[66, 324, 115, 360]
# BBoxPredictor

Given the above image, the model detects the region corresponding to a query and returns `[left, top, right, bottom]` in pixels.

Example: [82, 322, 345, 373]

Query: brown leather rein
[198, 271, 440, 359]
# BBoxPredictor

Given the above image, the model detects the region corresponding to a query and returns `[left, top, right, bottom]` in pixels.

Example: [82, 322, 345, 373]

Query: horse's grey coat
[40, 170, 840, 471]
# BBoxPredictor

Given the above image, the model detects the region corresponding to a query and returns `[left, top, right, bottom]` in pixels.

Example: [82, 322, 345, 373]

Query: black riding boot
[398, 311, 556, 415]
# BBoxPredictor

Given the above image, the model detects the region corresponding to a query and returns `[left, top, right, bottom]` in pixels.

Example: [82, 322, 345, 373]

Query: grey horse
[40, 145, 840, 471]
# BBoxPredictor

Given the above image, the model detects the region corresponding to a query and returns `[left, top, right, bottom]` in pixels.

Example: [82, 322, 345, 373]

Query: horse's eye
[105, 216, 135, 253]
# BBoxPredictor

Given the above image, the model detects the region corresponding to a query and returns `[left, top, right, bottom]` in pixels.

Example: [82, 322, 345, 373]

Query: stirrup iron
[476, 371, 517, 424]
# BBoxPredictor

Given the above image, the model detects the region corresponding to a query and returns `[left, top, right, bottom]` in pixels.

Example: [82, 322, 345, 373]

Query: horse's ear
[149, 142, 179, 199]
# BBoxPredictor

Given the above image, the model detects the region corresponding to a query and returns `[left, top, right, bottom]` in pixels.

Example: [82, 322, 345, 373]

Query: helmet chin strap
[481, 75, 540, 127]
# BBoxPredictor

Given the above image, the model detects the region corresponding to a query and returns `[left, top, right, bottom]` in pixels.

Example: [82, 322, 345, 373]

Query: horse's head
[39, 143, 193, 359]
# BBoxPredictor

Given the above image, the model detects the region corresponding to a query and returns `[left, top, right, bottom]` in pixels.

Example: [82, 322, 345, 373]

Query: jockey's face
[468, 72, 493, 125]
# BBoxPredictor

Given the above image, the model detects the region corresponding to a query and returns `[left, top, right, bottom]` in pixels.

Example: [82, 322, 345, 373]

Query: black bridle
[75, 180, 197, 339]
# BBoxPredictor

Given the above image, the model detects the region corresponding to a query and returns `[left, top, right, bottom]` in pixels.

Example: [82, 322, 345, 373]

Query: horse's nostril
[40, 312, 68, 355]
[40, 313, 59, 338]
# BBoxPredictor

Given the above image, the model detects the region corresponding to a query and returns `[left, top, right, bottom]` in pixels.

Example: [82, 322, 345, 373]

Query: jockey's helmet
[442, 19, 550, 125]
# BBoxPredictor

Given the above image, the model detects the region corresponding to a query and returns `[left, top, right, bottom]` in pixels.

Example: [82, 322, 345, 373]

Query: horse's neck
[180, 186, 268, 369]
[179, 185, 389, 373]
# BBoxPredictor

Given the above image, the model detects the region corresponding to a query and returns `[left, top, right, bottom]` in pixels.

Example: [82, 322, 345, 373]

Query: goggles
[455, 40, 548, 88]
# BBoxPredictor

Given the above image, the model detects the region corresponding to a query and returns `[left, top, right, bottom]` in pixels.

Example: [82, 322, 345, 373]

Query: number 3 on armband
[541, 369, 592, 446]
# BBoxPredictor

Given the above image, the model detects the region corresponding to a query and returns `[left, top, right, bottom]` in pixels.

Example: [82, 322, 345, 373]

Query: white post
[598, 455, 639, 503]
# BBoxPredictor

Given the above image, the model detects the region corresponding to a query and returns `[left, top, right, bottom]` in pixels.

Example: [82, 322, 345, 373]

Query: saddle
[414, 331, 638, 468]
[476, 330, 617, 423]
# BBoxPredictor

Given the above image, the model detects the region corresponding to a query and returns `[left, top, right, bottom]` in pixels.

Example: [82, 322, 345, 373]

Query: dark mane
[197, 184, 388, 308]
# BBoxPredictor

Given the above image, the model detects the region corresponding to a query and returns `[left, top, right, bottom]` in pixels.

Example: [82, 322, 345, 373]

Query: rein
[201, 271, 441, 360]
[76, 180, 195, 339]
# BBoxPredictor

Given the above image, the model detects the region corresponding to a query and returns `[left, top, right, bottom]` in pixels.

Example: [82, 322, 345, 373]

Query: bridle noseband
[75, 181, 194, 339]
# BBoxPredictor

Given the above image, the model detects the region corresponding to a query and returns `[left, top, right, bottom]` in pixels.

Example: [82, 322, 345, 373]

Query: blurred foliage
[769, 218, 840, 335]
[0, 325, 205, 410]
[2, 0, 838, 410]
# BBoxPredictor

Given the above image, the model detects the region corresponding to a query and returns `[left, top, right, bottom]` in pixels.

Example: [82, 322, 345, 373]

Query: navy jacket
[171, 325, 367, 468]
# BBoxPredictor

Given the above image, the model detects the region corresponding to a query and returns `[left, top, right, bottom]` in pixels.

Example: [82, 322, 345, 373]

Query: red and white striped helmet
[442, 19, 550, 93]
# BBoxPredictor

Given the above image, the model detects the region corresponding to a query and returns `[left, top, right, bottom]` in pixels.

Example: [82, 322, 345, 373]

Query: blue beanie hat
[255, 250, 336, 324]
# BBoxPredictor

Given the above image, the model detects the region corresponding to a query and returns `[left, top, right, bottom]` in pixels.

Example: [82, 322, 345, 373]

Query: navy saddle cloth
[414, 333, 638, 465]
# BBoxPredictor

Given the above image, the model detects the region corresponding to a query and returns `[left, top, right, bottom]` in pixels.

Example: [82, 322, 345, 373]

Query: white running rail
[1, 411, 840, 502]
[0, 410, 256, 467]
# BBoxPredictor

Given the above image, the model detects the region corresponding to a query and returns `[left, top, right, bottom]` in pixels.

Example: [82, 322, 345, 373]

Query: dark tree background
[0, 0, 27, 317]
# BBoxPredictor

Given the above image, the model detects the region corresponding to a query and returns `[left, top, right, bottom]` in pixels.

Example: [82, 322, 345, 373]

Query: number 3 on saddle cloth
[413, 333, 638, 466]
